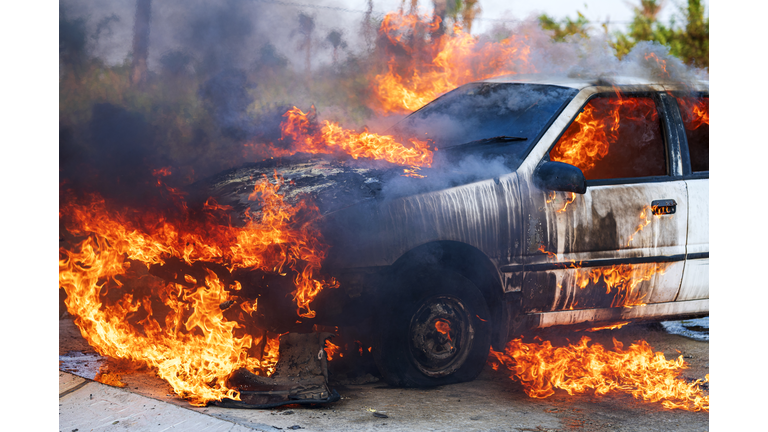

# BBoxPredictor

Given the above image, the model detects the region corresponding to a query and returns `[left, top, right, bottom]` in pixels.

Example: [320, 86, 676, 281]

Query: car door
[518, 89, 688, 314]
[672, 92, 709, 301]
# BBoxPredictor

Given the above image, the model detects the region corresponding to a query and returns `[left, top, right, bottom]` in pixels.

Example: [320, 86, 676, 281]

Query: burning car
[199, 74, 709, 389]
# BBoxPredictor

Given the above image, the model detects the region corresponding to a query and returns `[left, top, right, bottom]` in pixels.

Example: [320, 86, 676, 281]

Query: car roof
[481, 73, 708, 92]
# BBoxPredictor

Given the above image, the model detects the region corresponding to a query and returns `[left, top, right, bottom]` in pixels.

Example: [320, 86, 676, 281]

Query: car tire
[372, 267, 492, 387]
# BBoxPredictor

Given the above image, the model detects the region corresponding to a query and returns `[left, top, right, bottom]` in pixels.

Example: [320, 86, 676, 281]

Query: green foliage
[538, 11, 591, 42]
[612, 0, 708, 67]
[675, 0, 709, 68]
[611, 0, 669, 59]
[444, 0, 483, 33]
[537, 0, 708, 68]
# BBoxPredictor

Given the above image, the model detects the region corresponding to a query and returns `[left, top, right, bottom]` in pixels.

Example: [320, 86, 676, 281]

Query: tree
[538, 11, 591, 41]
[296, 12, 315, 80]
[445, 0, 482, 33]
[361, 0, 376, 50]
[675, 0, 708, 67]
[131, 0, 152, 86]
[612, 0, 670, 58]
[535, 0, 708, 68]
[325, 30, 347, 66]
[610, 0, 708, 68]
[59, 6, 88, 68]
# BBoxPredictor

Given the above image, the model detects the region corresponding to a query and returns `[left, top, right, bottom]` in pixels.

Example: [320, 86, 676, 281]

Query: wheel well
[391, 241, 506, 349]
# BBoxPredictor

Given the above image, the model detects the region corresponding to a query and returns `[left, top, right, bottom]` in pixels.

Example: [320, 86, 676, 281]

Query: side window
[549, 95, 667, 181]
[675, 96, 709, 172]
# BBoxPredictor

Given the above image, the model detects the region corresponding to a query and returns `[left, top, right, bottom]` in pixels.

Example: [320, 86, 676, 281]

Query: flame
[152, 166, 173, 178]
[644, 52, 670, 79]
[557, 192, 576, 213]
[246, 10, 536, 171]
[434, 319, 452, 341]
[550, 97, 658, 177]
[585, 322, 630, 332]
[676, 96, 709, 130]
[627, 205, 653, 246]
[324, 340, 340, 361]
[538, 244, 560, 261]
[279, 106, 434, 168]
[574, 264, 666, 308]
[537, 245, 665, 308]
[490, 337, 708, 411]
[59, 172, 335, 405]
[371, 11, 533, 114]
[402, 167, 427, 178]
[94, 370, 127, 388]
[240, 298, 258, 316]
[546, 192, 577, 213]
[540, 207, 669, 309]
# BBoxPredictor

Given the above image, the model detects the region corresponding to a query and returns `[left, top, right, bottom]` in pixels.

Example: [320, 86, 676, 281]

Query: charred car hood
[193, 155, 397, 222]
[194, 152, 514, 221]
[193, 152, 521, 271]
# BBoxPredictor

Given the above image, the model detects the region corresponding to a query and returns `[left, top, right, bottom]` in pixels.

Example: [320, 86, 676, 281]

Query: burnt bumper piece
[214, 332, 341, 409]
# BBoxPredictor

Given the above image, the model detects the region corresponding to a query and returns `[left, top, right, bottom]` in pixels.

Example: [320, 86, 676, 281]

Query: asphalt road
[59, 318, 709, 432]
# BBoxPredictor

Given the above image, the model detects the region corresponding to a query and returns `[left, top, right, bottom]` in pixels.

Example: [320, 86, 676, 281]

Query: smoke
[59, 1, 366, 201]
[393, 83, 578, 145]
[199, 69, 257, 141]
[60, 0, 358, 73]
[59, 0, 707, 211]
[478, 19, 707, 86]
[59, 5, 89, 67]
[617, 41, 706, 83]
[379, 153, 515, 200]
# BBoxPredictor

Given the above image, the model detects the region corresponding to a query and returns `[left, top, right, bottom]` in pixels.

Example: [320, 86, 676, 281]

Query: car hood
[191, 155, 400, 223]
[193, 151, 521, 226]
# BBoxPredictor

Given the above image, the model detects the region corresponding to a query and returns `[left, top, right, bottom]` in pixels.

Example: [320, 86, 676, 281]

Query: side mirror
[534, 161, 587, 194]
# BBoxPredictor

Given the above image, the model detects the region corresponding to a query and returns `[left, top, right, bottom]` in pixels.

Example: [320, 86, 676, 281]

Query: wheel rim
[408, 295, 475, 377]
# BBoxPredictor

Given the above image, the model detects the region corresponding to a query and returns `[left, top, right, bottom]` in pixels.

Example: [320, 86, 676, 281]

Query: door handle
[651, 199, 677, 215]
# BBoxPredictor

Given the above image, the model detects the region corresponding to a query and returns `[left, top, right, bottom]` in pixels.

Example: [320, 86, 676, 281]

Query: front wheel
[372, 268, 492, 387]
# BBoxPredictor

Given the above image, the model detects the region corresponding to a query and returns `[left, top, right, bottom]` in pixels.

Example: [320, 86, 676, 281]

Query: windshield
[392, 83, 578, 162]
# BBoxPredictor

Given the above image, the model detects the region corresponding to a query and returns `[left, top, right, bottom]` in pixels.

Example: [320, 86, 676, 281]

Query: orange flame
[279, 106, 434, 168]
[59, 172, 335, 405]
[644, 52, 670, 79]
[490, 337, 708, 411]
[402, 167, 427, 178]
[371, 11, 533, 113]
[537, 245, 665, 308]
[324, 340, 340, 361]
[585, 322, 630, 332]
[557, 192, 576, 213]
[538, 244, 560, 261]
[574, 263, 666, 308]
[627, 205, 653, 246]
[546, 192, 577, 213]
[435, 319, 452, 341]
[550, 97, 658, 177]
[676, 96, 709, 130]
[248, 11, 536, 171]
